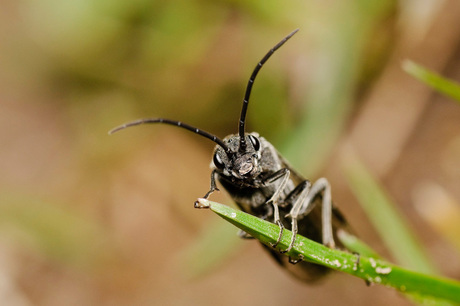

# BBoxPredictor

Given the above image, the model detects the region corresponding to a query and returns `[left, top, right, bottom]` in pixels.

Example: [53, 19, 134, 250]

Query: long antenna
[238, 29, 299, 152]
[109, 118, 230, 153]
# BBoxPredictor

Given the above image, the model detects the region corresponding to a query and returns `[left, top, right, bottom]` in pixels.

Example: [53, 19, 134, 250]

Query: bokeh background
[1, 0, 460, 305]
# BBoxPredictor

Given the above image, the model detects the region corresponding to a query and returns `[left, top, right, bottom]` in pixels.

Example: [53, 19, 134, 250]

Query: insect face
[212, 133, 262, 180]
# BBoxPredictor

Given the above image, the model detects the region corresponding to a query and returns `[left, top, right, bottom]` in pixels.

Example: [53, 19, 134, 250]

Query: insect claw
[279, 240, 294, 254]
[289, 254, 304, 264]
[270, 220, 284, 248]
[281, 243, 293, 254]
[194, 198, 210, 209]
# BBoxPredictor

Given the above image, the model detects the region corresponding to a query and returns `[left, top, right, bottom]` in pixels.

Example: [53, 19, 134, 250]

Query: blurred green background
[1, 0, 460, 305]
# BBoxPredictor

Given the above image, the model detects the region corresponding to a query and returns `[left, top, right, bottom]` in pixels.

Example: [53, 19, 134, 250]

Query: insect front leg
[194, 170, 219, 208]
[262, 168, 291, 248]
[287, 177, 335, 252]
[203, 169, 220, 199]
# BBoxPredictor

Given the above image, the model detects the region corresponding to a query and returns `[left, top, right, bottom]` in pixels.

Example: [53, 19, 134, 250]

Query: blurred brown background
[1, 0, 460, 305]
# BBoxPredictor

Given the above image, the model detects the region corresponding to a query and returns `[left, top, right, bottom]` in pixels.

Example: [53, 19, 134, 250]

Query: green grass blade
[403, 60, 460, 103]
[196, 199, 460, 303]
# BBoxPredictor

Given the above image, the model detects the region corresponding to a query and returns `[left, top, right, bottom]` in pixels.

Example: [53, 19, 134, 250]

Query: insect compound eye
[213, 152, 225, 169]
[248, 135, 260, 151]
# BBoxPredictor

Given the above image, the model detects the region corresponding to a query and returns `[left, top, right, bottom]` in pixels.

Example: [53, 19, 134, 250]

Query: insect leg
[281, 180, 312, 253]
[262, 168, 291, 248]
[203, 169, 220, 199]
[289, 178, 335, 249]
[195, 170, 220, 208]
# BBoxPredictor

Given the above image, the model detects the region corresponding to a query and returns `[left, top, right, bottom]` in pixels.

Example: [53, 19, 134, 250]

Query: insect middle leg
[285, 177, 335, 253]
[261, 168, 291, 248]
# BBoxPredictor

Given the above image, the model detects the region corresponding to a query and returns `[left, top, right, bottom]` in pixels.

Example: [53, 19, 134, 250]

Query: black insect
[110, 29, 351, 282]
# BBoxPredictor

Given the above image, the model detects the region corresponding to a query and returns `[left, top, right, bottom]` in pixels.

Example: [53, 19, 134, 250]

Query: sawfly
[110, 29, 351, 282]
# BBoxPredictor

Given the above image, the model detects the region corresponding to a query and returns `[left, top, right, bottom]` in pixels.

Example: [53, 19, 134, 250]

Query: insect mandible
[110, 29, 351, 282]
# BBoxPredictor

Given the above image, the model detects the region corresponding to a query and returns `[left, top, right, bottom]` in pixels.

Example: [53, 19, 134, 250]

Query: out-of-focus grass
[0, 193, 116, 270]
[181, 217, 242, 279]
[403, 60, 460, 103]
[279, 1, 396, 176]
[403, 60, 460, 256]
[412, 183, 460, 255]
[342, 150, 438, 275]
